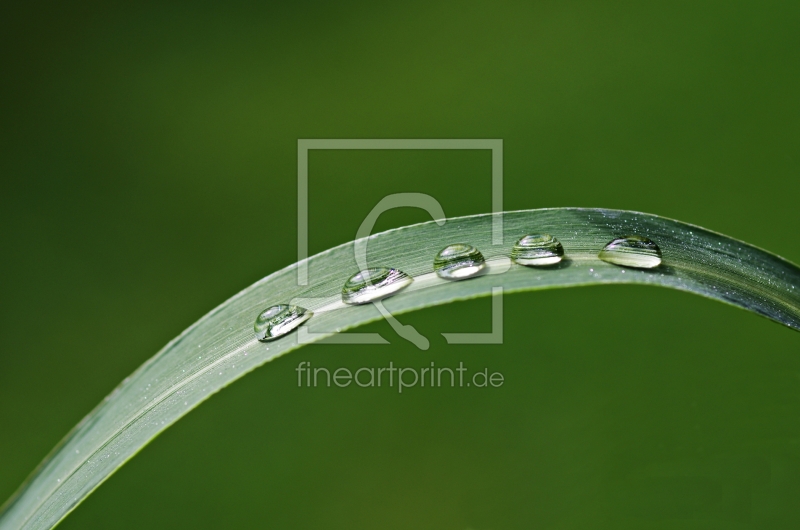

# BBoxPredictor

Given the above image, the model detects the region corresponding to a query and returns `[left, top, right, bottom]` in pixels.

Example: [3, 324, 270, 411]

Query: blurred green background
[2, 1, 799, 528]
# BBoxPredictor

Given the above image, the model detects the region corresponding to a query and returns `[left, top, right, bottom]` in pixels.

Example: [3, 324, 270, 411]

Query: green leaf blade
[2, 208, 798, 529]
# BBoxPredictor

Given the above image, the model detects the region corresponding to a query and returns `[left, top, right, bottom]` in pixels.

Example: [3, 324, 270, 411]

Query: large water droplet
[433, 243, 486, 280]
[511, 234, 564, 266]
[254, 304, 312, 341]
[598, 235, 662, 269]
[342, 267, 413, 305]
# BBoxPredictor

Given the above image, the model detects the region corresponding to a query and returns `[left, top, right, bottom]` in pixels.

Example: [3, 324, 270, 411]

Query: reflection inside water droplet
[254, 304, 312, 341]
[342, 267, 413, 305]
[433, 243, 486, 280]
[511, 234, 564, 266]
[598, 235, 662, 269]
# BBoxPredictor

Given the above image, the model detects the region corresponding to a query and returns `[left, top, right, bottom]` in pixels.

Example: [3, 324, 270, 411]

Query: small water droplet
[433, 243, 486, 280]
[511, 234, 564, 266]
[598, 235, 662, 269]
[254, 304, 313, 341]
[342, 267, 413, 305]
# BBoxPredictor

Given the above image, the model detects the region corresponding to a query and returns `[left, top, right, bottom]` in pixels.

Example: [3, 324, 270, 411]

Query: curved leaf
[2, 208, 799, 529]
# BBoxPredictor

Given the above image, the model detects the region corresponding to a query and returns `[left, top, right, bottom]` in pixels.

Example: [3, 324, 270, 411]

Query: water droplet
[598, 235, 662, 269]
[342, 267, 413, 305]
[511, 234, 564, 266]
[433, 243, 486, 280]
[254, 304, 313, 342]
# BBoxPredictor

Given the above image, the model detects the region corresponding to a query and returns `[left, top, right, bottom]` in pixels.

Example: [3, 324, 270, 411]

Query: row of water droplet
[254, 234, 663, 341]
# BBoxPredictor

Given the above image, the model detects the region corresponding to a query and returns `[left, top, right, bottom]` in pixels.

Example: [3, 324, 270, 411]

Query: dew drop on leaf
[598, 235, 662, 269]
[433, 243, 486, 280]
[511, 234, 564, 266]
[341, 267, 413, 305]
[253, 304, 313, 342]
